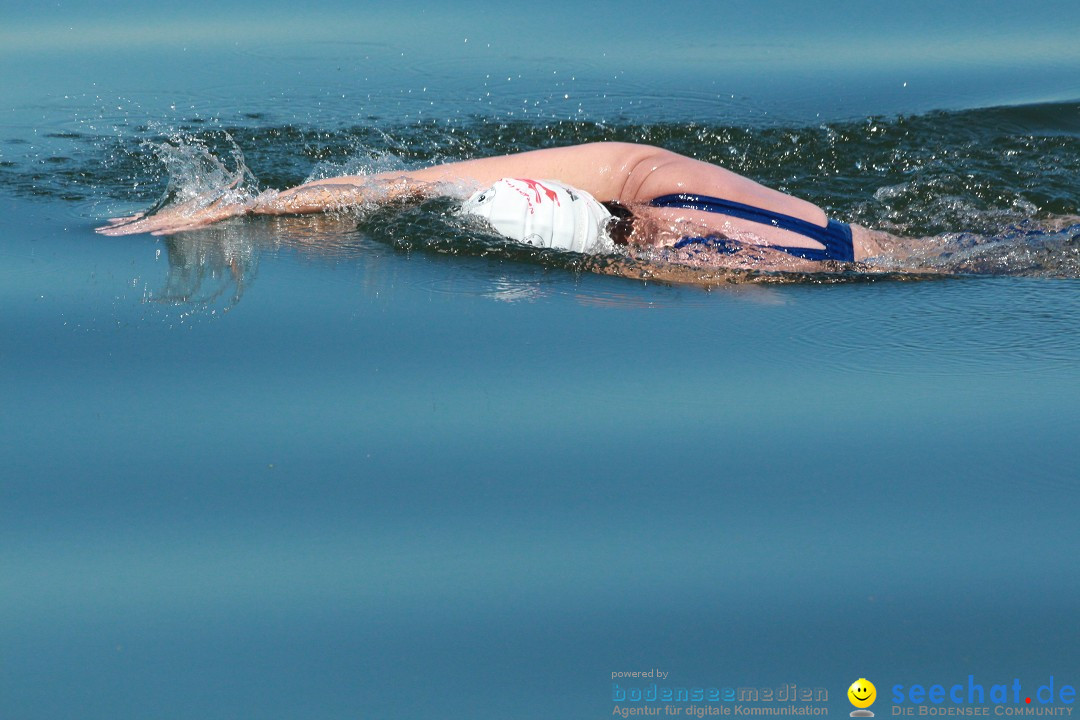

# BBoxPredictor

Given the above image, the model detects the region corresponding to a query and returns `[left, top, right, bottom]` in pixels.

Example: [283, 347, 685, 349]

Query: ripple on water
[790, 277, 1080, 377]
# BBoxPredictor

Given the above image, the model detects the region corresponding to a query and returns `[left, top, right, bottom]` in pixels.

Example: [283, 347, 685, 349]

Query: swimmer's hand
[97, 192, 254, 236]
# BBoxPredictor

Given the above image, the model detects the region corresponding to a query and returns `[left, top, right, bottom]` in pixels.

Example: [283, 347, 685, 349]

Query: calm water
[3, 3, 1080, 719]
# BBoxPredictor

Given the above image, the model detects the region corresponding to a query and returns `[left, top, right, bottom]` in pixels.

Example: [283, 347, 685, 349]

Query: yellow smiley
[848, 679, 876, 708]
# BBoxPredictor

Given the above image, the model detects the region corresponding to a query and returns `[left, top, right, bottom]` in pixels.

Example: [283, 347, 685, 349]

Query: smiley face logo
[848, 679, 876, 709]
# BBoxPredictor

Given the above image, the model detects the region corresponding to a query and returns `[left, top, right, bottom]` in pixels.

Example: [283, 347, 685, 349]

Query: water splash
[139, 129, 260, 215]
[922, 223, 1080, 277]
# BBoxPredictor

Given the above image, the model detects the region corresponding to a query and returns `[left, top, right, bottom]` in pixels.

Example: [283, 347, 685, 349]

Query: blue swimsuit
[650, 193, 855, 263]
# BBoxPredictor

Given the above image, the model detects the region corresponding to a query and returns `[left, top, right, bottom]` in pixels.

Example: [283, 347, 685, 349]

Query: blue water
[3, 3, 1080, 719]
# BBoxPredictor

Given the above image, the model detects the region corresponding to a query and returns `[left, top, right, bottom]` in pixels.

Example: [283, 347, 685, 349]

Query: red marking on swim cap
[516, 179, 560, 206]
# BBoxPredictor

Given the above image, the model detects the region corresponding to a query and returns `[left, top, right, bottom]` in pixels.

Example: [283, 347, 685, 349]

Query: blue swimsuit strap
[650, 193, 855, 263]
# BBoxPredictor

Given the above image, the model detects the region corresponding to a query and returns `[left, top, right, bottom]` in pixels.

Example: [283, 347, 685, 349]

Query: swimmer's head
[460, 178, 617, 254]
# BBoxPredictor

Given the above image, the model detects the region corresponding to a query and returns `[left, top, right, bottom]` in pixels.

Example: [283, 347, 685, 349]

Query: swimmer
[97, 141, 924, 271]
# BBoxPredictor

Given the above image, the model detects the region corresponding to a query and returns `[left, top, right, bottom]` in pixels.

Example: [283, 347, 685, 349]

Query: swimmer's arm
[99, 143, 643, 235]
[101, 143, 657, 234]
[98, 181, 400, 236]
[98, 141, 826, 235]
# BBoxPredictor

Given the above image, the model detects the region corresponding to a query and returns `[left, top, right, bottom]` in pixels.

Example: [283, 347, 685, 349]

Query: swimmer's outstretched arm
[100, 143, 654, 234]
[98, 142, 827, 236]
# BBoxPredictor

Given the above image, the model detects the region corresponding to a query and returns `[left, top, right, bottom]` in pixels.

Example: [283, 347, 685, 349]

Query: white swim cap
[460, 178, 615, 254]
